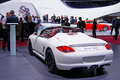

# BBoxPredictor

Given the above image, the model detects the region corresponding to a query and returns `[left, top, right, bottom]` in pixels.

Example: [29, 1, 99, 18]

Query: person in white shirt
[34, 16, 38, 24]
[2, 12, 10, 50]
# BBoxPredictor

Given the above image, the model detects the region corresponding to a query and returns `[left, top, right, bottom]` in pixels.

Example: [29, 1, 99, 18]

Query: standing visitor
[34, 16, 38, 24]
[92, 19, 97, 38]
[113, 18, 120, 40]
[53, 14, 56, 23]
[27, 16, 38, 37]
[74, 17, 77, 24]
[70, 16, 75, 24]
[17, 17, 25, 42]
[77, 17, 86, 33]
[2, 12, 10, 50]
[6, 10, 19, 51]
[37, 17, 41, 25]
[110, 17, 116, 35]
[61, 15, 65, 26]
[64, 18, 70, 26]
[55, 16, 60, 23]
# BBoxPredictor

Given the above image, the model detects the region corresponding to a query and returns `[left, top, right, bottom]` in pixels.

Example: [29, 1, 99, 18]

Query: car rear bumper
[54, 50, 113, 70]
[56, 60, 112, 70]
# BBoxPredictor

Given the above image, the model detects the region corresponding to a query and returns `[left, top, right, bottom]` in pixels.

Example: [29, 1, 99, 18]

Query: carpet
[0, 40, 28, 48]
[97, 36, 120, 45]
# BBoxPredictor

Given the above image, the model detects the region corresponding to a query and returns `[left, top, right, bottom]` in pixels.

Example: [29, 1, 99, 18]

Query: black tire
[45, 49, 58, 73]
[102, 26, 108, 31]
[28, 40, 34, 55]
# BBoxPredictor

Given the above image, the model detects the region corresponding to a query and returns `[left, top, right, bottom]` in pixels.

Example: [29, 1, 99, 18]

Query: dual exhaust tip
[90, 64, 110, 70]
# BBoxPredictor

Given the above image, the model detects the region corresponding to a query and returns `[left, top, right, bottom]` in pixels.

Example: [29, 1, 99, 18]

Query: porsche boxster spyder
[28, 26, 113, 73]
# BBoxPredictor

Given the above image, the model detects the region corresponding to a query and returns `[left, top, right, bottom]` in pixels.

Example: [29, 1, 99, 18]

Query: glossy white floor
[0, 43, 119, 80]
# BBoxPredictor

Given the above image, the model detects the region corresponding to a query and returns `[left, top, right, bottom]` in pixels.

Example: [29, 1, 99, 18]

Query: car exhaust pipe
[90, 65, 98, 76]
[90, 65, 98, 70]
[104, 64, 110, 66]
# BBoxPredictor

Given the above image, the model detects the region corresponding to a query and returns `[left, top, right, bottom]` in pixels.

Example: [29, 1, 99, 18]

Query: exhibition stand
[7, 23, 18, 55]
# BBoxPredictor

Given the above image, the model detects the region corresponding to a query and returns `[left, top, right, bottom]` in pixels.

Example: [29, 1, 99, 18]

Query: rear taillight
[40, 24, 42, 26]
[56, 46, 75, 53]
[105, 44, 111, 50]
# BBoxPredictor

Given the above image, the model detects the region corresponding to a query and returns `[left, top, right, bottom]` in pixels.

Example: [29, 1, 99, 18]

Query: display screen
[63, 0, 109, 2]
[0, 0, 10, 3]
[63, 0, 120, 8]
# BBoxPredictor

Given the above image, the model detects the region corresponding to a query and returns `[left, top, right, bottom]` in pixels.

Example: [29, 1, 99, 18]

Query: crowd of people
[1, 10, 39, 51]
[42, 14, 86, 33]
[42, 14, 120, 40]
[91, 17, 120, 39]
[42, 14, 78, 25]
[0, 10, 120, 51]
[110, 17, 120, 40]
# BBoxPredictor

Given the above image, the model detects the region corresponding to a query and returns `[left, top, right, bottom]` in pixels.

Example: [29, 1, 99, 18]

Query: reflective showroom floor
[0, 30, 120, 80]
[0, 44, 120, 80]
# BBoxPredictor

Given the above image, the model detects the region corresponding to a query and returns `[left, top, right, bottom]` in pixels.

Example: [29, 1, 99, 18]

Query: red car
[84, 20, 110, 31]
[0, 21, 2, 23]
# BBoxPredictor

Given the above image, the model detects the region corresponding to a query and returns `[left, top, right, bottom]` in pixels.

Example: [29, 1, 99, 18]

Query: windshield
[39, 27, 82, 38]
[97, 20, 107, 23]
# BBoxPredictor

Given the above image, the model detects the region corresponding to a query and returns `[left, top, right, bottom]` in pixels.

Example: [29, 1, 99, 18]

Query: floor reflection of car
[97, 20, 112, 27]
[28, 25, 113, 74]
[85, 20, 111, 31]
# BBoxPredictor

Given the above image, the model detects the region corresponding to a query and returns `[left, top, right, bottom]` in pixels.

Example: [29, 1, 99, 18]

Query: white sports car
[28, 26, 113, 73]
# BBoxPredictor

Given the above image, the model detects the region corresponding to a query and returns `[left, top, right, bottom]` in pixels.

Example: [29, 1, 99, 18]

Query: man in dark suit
[64, 18, 70, 26]
[110, 18, 116, 35]
[26, 16, 38, 37]
[6, 10, 19, 51]
[113, 18, 120, 40]
[77, 17, 86, 33]
[92, 19, 97, 38]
